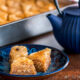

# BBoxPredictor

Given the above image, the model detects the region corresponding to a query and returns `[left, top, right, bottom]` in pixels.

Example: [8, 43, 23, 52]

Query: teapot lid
[63, 6, 80, 16]
[63, 0, 80, 16]
[54, 0, 80, 16]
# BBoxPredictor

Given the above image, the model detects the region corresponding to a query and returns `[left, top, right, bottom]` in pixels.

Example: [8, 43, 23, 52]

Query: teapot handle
[79, 0, 80, 8]
[54, 0, 62, 15]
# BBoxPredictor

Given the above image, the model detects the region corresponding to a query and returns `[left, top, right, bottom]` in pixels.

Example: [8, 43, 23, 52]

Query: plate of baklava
[0, 44, 69, 80]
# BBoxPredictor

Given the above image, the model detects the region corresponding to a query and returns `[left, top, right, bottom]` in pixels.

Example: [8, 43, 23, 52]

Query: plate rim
[0, 44, 69, 77]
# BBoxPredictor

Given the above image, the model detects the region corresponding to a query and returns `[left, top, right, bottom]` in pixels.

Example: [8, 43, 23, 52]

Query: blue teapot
[47, 0, 80, 53]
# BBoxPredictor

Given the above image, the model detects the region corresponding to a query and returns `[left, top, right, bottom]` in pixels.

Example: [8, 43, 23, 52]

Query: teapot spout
[47, 14, 62, 31]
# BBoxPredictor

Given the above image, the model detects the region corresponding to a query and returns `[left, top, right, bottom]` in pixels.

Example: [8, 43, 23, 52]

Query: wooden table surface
[1, 32, 80, 80]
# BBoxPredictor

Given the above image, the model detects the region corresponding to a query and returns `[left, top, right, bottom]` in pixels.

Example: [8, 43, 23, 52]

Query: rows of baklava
[0, 0, 55, 25]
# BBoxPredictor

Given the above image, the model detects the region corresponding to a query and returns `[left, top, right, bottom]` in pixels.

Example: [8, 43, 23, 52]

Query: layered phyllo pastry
[28, 48, 51, 72]
[10, 57, 37, 75]
[9, 46, 51, 75]
[10, 46, 28, 63]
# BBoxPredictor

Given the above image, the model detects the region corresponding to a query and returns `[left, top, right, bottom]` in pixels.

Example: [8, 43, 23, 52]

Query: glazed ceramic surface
[47, 0, 80, 53]
[0, 44, 69, 80]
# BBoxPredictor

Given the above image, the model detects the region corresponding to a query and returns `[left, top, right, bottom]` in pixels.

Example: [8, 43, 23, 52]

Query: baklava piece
[28, 48, 51, 72]
[10, 46, 28, 63]
[7, 0, 24, 22]
[0, 4, 8, 12]
[36, 0, 55, 13]
[0, 11, 8, 25]
[10, 57, 37, 75]
[0, 0, 8, 25]
[21, 0, 40, 17]
[9, 13, 24, 22]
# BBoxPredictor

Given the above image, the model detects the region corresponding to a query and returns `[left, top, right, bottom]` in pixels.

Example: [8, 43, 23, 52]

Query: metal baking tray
[0, 4, 75, 47]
